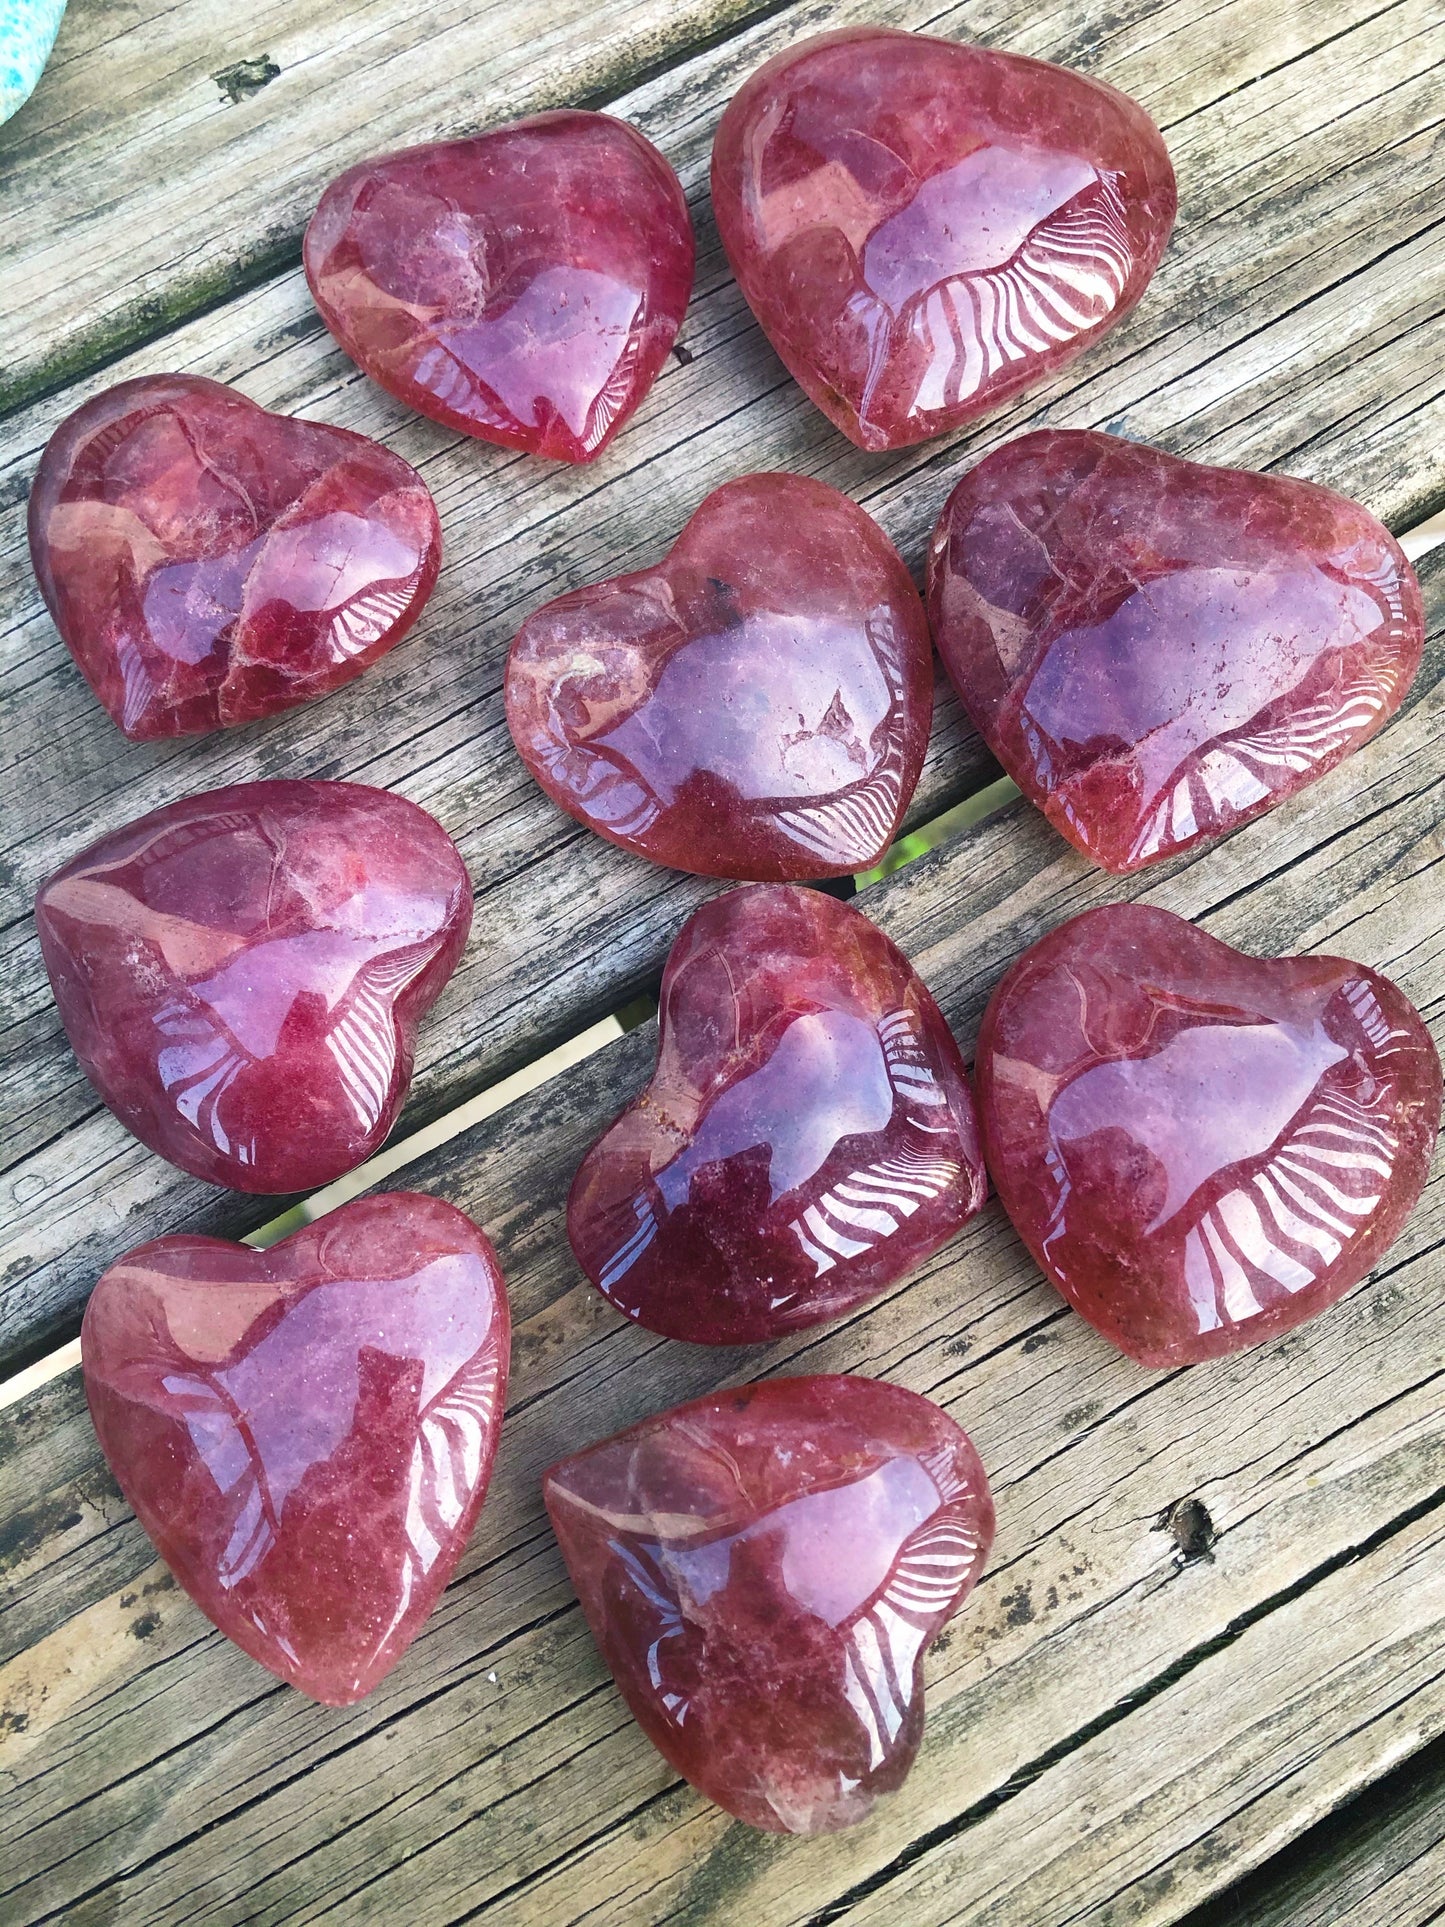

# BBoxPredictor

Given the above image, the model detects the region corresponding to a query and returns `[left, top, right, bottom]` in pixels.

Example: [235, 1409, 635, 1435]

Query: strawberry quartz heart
[929, 431, 1425, 873]
[304, 111, 694, 463]
[29, 375, 442, 740]
[976, 904, 1441, 1366]
[568, 885, 986, 1343]
[505, 473, 932, 879]
[711, 28, 1175, 451]
[544, 1374, 993, 1832]
[35, 780, 472, 1193]
[82, 1192, 510, 1704]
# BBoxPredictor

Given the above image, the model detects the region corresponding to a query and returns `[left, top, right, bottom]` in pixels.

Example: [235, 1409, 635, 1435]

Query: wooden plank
[829, 1509, 1445, 1927]
[1181, 1739, 1445, 1927]
[1, 549, 1441, 1925]
[0, 0, 784, 414]
[2, 0, 1443, 1371]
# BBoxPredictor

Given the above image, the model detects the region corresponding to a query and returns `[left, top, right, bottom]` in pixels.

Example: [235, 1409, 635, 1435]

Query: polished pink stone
[711, 29, 1175, 451]
[82, 1192, 510, 1704]
[545, 1373, 993, 1832]
[569, 885, 986, 1343]
[35, 780, 472, 1193]
[976, 904, 1441, 1367]
[29, 375, 441, 740]
[304, 111, 694, 463]
[505, 474, 932, 879]
[929, 431, 1425, 873]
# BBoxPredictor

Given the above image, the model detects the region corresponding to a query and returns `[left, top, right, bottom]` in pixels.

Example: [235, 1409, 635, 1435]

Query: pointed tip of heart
[82, 1191, 510, 1705]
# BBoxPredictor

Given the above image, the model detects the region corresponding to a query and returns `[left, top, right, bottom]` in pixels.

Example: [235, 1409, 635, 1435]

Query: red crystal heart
[29, 374, 442, 740]
[712, 28, 1175, 451]
[929, 431, 1424, 873]
[36, 780, 472, 1193]
[82, 1193, 510, 1704]
[568, 885, 986, 1343]
[545, 1374, 993, 1832]
[505, 473, 933, 879]
[304, 111, 694, 463]
[976, 904, 1441, 1366]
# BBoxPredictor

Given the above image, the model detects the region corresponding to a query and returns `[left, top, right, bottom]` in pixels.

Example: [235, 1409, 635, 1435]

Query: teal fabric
[0, 0, 66, 125]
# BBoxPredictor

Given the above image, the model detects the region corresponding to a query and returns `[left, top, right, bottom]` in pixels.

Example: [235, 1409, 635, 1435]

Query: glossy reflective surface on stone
[29, 375, 442, 740]
[305, 111, 694, 463]
[36, 780, 472, 1193]
[712, 28, 1175, 451]
[569, 885, 986, 1343]
[83, 1193, 510, 1704]
[506, 474, 932, 879]
[977, 904, 1441, 1366]
[929, 431, 1425, 873]
[545, 1373, 993, 1832]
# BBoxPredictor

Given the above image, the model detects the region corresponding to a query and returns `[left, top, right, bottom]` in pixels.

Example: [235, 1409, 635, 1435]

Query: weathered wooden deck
[1, 0, 1443, 1921]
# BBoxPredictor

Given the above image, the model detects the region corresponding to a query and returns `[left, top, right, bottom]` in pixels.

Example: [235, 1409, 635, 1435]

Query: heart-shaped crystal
[29, 374, 442, 740]
[545, 1373, 993, 1832]
[569, 884, 986, 1342]
[929, 431, 1424, 872]
[506, 473, 932, 879]
[304, 111, 694, 463]
[976, 904, 1441, 1365]
[82, 1192, 510, 1703]
[712, 28, 1175, 451]
[36, 779, 472, 1192]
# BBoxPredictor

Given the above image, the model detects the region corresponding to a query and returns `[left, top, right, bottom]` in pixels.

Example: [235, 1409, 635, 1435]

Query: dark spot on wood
[1021, 1330, 1052, 1353]
[143, 1572, 177, 1596]
[1194, 1831, 1235, 1868]
[213, 57, 280, 105]
[930, 1627, 954, 1654]
[1062, 1400, 1100, 1431]
[942, 1336, 970, 1358]
[0, 1491, 91, 1568]
[1045, 1584, 1059, 1610]
[119, 1593, 137, 1609]
[671, 340, 695, 366]
[1001, 1584, 1034, 1626]
[1, 1707, 30, 1736]
[130, 1612, 162, 1640]
[1155, 1496, 1216, 1565]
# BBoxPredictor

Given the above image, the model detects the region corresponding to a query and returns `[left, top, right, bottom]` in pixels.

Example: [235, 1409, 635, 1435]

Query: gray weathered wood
[1182, 1740, 1445, 1927]
[832, 1510, 1445, 1927]
[1, 549, 1440, 1926]
[0, 0, 782, 413]
[2, 0, 1442, 1371]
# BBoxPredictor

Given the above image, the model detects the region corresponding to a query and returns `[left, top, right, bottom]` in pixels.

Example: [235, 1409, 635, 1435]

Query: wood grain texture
[1183, 1738, 1445, 1927]
[0, 0, 784, 413]
[2, 0, 1443, 1371]
[2, 550, 1441, 1926]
